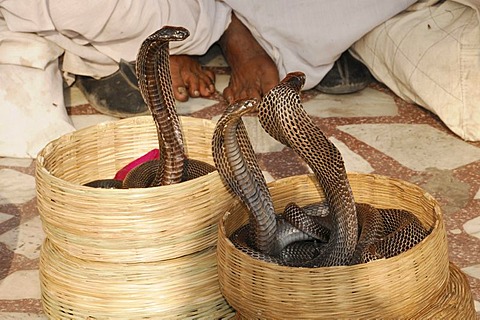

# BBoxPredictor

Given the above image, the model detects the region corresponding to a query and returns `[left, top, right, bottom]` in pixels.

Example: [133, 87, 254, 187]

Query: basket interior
[218, 173, 452, 319]
[35, 116, 233, 263]
[37, 116, 215, 184]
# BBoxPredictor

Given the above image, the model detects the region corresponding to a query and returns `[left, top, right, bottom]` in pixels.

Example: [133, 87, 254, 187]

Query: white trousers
[0, 0, 414, 157]
[226, 0, 417, 89]
[0, 0, 231, 157]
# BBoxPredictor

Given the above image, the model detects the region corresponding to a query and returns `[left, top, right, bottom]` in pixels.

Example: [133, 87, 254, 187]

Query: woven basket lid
[413, 262, 475, 319]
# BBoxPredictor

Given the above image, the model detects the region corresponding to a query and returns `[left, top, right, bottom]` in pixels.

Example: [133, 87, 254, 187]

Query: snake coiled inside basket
[85, 26, 215, 189]
[213, 72, 430, 267]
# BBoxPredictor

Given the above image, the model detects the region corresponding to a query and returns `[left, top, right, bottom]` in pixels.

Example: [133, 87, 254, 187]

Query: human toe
[174, 86, 189, 102]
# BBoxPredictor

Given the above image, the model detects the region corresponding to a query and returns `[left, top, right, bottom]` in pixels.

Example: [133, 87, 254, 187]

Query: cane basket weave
[217, 174, 475, 319]
[36, 116, 235, 318]
[40, 238, 233, 319]
[36, 116, 233, 263]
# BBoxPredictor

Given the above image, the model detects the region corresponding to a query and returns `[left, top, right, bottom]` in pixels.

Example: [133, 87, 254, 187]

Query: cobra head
[281, 72, 306, 92]
[148, 25, 190, 42]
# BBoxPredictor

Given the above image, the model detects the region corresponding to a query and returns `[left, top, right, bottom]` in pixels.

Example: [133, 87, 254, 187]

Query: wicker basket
[36, 116, 235, 318]
[40, 238, 233, 319]
[217, 174, 475, 319]
[36, 116, 233, 263]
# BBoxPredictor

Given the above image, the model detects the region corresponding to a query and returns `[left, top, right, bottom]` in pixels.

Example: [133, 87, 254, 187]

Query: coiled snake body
[84, 25, 428, 267]
[213, 100, 330, 261]
[85, 26, 215, 189]
[213, 73, 429, 267]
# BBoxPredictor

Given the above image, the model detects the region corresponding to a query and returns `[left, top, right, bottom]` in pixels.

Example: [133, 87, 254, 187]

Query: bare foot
[169, 55, 216, 102]
[219, 14, 279, 104]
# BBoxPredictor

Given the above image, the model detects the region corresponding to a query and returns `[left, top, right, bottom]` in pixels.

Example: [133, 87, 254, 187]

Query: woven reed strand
[36, 116, 236, 319]
[217, 174, 475, 319]
[36, 116, 233, 263]
[40, 239, 235, 319]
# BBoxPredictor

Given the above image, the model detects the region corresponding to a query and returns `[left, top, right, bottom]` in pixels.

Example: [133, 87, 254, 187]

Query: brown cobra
[212, 99, 332, 264]
[258, 73, 359, 266]
[213, 72, 429, 267]
[85, 26, 215, 189]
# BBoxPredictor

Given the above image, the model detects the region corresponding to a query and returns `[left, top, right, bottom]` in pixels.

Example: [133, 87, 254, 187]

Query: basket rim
[36, 115, 220, 194]
[216, 173, 476, 318]
[220, 173, 443, 271]
[35, 115, 232, 262]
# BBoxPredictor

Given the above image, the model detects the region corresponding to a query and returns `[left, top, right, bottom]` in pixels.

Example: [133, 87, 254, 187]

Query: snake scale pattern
[213, 73, 430, 267]
[85, 26, 215, 189]
[85, 25, 429, 267]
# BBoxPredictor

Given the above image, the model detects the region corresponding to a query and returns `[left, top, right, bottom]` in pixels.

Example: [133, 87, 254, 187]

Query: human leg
[0, 0, 231, 158]
[0, 56, 75, 158]
[47, 0, 230, 108]
[48, 0, 230, 105]
[224, 0, 417, 90]
[219, 13, 279, 103]
[0, 7, 76, 158]
[170, 55, 216, 101]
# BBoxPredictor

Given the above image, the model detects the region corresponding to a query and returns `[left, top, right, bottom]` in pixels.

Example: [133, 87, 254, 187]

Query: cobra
[85, 26, 215, 189]
[213, 73, 429, 267]
[212, 99, 331, 264]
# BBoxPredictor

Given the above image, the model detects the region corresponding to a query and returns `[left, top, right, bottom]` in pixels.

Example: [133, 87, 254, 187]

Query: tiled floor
[1, 47, 480, 319]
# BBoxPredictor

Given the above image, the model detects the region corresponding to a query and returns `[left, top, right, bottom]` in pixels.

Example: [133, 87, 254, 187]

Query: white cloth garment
[352, 0, 480, 141]
[0, 31, 72, 158]
[0, 0, 231, 158]
[223, 0, 417, 89]
[1, 0, 232, 78]
[0, 0, 414, 158]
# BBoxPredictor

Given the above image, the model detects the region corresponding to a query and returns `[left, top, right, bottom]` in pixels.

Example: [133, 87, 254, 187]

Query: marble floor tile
[211, 114, 285, 154]
[303, 88, 398, 118]
[416, 168, 470, 214]
[464, 216, 480, 240]
[0, 158, 33, 168]
[177, 97, 218, 115]
[214, 74, 230, 96]
[243, 116, 285, 154]
[462, 265, 480, 281]
[0, 270, 41, 300]
[0, 313, 47, 319]
[330, 137, 374, 173]
[262, 171, 274, 183]
[0, 216, 45, 259]
[64, 85, 89, 107]
[70, 114, 119, 131]
[0, 169, 36, 205]
[338, 123, 480, 171]
[449, 228, 462, 235]
[0, 212, 13, 224]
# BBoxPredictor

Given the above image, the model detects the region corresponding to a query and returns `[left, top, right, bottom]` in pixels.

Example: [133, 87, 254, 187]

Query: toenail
[194, 90, 200, 97]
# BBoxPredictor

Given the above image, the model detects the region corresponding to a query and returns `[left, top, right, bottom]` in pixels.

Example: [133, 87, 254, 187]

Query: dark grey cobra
[213, 72, 429, 267]
[85, 26, 215, 189]
[212, 99, 331, 264]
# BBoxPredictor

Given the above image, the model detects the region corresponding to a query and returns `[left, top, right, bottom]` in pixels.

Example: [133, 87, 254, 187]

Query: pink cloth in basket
[114, 149, 160, 180]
